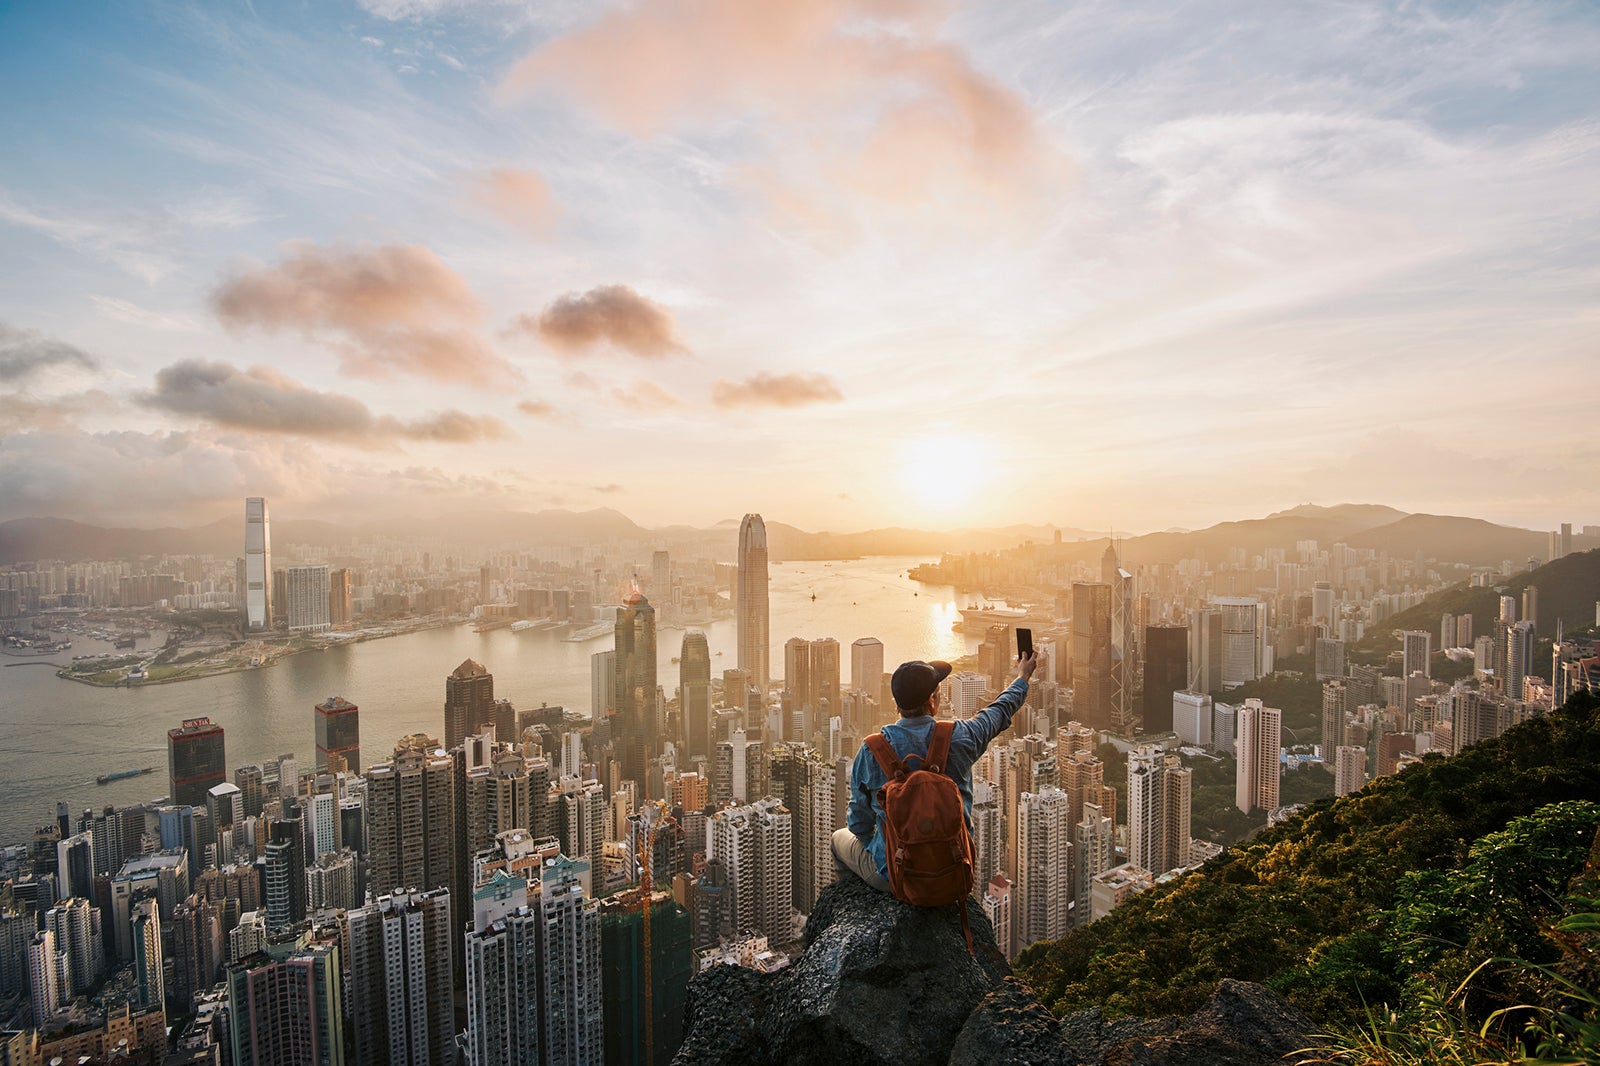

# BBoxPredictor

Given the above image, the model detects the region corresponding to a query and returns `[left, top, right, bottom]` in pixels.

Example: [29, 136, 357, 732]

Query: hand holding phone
[1016, 627, 1033, 660]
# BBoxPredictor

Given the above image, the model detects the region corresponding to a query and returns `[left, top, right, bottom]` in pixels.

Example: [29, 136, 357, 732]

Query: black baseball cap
[891, 660, 952, 710]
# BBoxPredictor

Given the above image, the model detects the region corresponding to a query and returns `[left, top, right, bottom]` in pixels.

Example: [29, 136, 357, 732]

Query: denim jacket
[845, 676, 1029, 882]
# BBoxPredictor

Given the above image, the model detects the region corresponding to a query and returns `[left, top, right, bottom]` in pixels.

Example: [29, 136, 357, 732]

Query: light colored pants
[832, 826, 892, 893]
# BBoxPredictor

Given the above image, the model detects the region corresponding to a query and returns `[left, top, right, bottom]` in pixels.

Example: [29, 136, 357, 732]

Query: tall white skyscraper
[244, 497, 271, 631]
[1014, 787, 1073, 952]
[1214, 597, 1263, 688]
[1402, 630, 1432, 679]
[737, 514, 770, 691]
[1235, 699, 1281, 814]
[590, 649, 616, 719]
[1127, 746, 1191, 877]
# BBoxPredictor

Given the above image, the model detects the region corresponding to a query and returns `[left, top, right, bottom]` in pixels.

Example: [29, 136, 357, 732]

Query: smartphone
[1016, 627, 1033, 660]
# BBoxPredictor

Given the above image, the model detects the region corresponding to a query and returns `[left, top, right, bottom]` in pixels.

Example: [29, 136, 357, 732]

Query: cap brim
[930, 661, 952, 684]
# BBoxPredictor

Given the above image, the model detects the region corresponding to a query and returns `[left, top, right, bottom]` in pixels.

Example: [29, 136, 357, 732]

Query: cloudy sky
[2, 0, 1597, 533]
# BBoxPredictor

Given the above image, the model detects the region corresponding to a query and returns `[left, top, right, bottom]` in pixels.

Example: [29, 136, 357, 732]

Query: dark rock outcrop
[674, 874, 1316, 1066]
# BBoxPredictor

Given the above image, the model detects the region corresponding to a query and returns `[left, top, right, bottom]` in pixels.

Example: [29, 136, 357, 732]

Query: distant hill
[1345, 513, 1592, 568]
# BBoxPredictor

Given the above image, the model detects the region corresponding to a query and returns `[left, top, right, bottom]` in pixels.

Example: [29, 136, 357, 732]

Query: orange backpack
[864, 720, 977, 951]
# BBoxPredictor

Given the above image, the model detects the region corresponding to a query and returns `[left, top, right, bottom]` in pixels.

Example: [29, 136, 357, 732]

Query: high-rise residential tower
[364, 735, 455, 901]
[346, 888, 455, 1066]
[614, 589, 658, 791]
[314, 696, 360, 772]
[226, 926, 345, 1066]
[244, 497, 272, 631]
[1014, 787, 1073, 952]
[706, 797, 792, 943]
[1235, 699, 1281, 814]
[736, 514, 770, 691]
[169, 717, 227, 810]
[286, 565, 332, 632]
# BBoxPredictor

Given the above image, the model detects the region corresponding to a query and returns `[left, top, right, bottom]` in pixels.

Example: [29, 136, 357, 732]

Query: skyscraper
[1141, 624, 1188, 734]
[1402, 630, 1432, 679]
[707, 797, 792, 943]
[538, 855, 604, 1066]
[736, 514, 770, 691]
[1071, 583, 1113, 730]
[1014, 787, 1073, 952]
[1103, 544, 1136, 733]
[1235, 699, 1281, 814]
[681, 630, 712, 763]
[1189, 607, 1223, 694]
[850, 637, 885, 730]
[445, 660, 495, 751]
[314, 696, 360, 772]
[1321, 680, 1348, 754]
[365, 736, 455, 901]
[286, 565, 332, 632]
[464, 871, 543, 1066]
[599, 889, 694, 1066]
[169, 717, 227, 809]
[1215, 598, 1263, 688]
[1505, 621, 1535, 700]
[329, 567, 353, 625]
[226, 926, 345, 1066]
[346, 888, 455, 1066]
[614, 590, 658, 791]
[244, 497, 271, 632]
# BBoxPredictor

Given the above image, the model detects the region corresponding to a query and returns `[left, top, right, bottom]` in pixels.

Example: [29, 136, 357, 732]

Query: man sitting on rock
[833, 651, 1038, 891]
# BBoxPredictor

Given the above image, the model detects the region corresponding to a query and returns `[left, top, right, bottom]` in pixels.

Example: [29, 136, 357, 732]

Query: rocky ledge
[674, 874, 1316, 1066]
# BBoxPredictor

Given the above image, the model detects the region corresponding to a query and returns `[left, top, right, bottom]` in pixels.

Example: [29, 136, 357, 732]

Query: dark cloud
[711, 371, 843, 409]
[141, 359, 509, 444]
[211, 242, 513, 387]
[520, 284, 686, 358]
[0, 324, 100, 381]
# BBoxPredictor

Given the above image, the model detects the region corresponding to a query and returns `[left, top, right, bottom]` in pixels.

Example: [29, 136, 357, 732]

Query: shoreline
[53, 616, 467, 689]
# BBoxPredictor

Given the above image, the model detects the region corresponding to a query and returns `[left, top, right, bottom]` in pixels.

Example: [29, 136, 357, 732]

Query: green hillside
[1352, 548, 1600, 661]
[1015, 691, 1600, 1029]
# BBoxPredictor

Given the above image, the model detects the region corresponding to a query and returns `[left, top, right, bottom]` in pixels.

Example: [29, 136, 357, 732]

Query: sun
[898, 434, 991, 517]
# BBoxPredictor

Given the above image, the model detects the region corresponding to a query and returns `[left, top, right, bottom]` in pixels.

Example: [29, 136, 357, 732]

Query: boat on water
[97, 767, 155, 785]
[956, 603, 1036, 633]
[562, 622, 613, 643]
[510, 620, 537, 632]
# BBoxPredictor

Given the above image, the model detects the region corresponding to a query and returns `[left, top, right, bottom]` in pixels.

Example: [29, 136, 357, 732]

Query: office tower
[540, 855, 604, 1066]
[365, 736, 455, 901]
[169, 717, 227, 810]
[1141, 624, 1188, 734]
[1522, 587, 1539, 635]
[707, 797, 792, 943]
[811, 638, 841, 728]
[1334, 745, 1366, 796]
[587, 646, 617, 718]
[1071, 583, 1114, 729]
[1189, 607, 1223, 694]
[1402, 630, 1432, 679]
[736, 514, 771, 690]
[244, 497, 272, 631]
[1311, 581, 1335, 630]
[614, 590, 658, 791]
[599, 889, 694, 1066]
[850, 638, 885, 728]
[1074, 802, 1114, 927]
[446, 659, 495, 752]
[264, 819, 307, 931]
[1235, 699, 1281, 814]
[1505, 621, 1535, 700]
[1214, 598, 1263, 688]
[226, 926, 345, 1066]
[1321, 680, 1348, 755]
[1103, 544, 1136, 732]
[1172, 692, 1212, 748]
[782, 638, 812, 736]
[314, 695, 361, 773]
[346, 888, 454, 1066]
[55, 832, 93, 902]
[1014, 787, 1073, 952]
[1314, 637, 1345, 682]
[681, 630, 713, 762]
[132, 897, 164, 1009]
[207, 781, 244, 835]
[651, 548, 671, 603]
[285, 565, 332, 632]
[950, 672, 987, 719]
[110, 851, 190, 961]
[329, 567, 353, 625]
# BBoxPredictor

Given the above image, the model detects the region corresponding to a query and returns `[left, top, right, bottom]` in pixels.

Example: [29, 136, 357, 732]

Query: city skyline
[3, 2, 1598, 533]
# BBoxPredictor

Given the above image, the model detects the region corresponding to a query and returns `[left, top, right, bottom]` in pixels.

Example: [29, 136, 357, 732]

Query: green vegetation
[1215, 670, 1323, 744]
[1016, 691, 1600, 1031]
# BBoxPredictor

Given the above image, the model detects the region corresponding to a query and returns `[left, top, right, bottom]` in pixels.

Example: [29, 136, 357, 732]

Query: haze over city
[4, 1, 1598, 532]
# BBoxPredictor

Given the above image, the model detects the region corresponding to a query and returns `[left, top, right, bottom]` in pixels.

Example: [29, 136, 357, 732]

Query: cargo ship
[97, 767, 155, 785]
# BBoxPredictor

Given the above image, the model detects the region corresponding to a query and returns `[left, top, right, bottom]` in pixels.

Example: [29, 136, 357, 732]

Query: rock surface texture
[674, 873, 1316, 1066]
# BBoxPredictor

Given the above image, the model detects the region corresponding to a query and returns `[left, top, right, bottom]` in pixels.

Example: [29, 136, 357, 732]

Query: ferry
[563, 622, 613, 643]
[97, 767, 155, 786]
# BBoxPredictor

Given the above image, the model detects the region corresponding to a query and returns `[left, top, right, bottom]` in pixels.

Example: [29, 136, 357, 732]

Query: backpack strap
[925, 720, 956, 774]
[863, 733, 904, 780]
